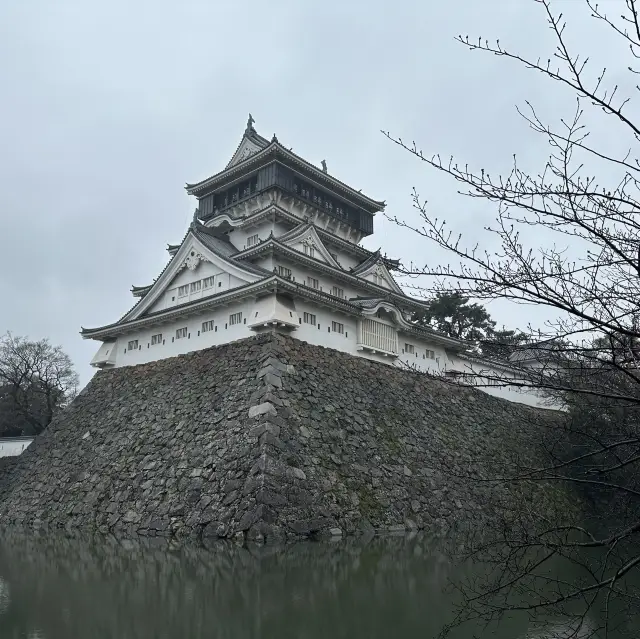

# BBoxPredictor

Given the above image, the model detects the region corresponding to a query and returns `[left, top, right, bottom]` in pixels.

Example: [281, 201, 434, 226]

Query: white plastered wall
[0, 439, 33, 457]
[107, 300, 252, 367]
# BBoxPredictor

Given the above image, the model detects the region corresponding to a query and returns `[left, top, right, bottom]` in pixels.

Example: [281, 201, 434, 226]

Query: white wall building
[0, 437, 34, 458]
[82, 116, 553, 409]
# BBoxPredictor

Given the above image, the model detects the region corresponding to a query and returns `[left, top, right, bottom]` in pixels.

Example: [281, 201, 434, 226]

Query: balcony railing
[357, 319, 398, 356]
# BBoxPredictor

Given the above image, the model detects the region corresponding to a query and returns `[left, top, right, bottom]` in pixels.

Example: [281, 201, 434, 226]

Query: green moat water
[0, 532, 631, 639]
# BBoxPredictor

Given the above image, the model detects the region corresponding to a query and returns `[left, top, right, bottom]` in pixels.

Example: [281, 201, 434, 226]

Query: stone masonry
[0, 333, 568, 542]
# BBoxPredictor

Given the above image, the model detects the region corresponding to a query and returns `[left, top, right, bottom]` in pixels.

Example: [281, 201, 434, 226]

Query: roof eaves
[82, 276, 278, 339]
[186, 143, 385, 212]
[235, 239, 429, 310]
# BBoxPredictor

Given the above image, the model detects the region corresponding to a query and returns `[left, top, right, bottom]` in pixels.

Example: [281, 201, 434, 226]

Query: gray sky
[0, 0, 625, 386]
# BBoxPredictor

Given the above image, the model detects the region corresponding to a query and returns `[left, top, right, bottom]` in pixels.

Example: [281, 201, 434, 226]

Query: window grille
[127, 340, 139, 351]
[303, 312, 316, 325]
[202, 320, 214, 333]
[229, 312, 242, 326]
[176, 327, 187, 339]
[331, 321, 344, 334]
[359, 319, 398, 354]
[151, 334, 162, 346]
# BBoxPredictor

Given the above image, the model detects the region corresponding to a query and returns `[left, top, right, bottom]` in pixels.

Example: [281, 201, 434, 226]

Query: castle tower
[81, 117, 469, 375]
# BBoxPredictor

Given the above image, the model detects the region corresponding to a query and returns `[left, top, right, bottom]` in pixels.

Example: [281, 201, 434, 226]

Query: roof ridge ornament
[271, 133, 279, 143]
[246, 113, 255, 133]
[321, 159, 327, 173]
[190, 208, 200, 230]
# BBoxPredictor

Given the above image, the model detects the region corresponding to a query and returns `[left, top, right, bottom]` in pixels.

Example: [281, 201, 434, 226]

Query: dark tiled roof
[192, 224, 271, 277]
[277, 223, 312, 244]
[351, 250, 382, 275]
[509, 343, 564, 363]
[186, 138, 385, 211]
[349, 297, 387, 309]
[224, 127, 270, 170]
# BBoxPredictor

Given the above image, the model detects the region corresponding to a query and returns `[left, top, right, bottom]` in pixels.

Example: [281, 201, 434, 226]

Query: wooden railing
[358, 319, 398, 355]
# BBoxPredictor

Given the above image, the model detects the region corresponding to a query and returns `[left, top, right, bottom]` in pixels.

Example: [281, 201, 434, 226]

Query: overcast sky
[0, 0, 627, 386]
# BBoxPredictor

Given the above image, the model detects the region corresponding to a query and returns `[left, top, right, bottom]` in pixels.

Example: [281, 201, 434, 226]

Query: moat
[0, 532, 629, 639]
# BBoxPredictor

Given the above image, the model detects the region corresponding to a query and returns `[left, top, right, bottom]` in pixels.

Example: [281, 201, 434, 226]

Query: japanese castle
[82, 116, 549, 408]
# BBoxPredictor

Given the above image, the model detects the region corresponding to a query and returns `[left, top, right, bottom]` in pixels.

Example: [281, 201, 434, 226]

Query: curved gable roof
[113, 224, 268, 324]
[278, 224, 342, 269]
[351, 252, 404, 294]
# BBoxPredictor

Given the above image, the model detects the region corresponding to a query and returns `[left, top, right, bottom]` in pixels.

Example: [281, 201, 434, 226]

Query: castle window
[202, 320, 214, 333]
[127, 340, 139, 351]
[426, 349, 435, 360]
[176, 327, 188, 339]
[202, 276, 215, 289]
[276, 266, 292, 278]
[303, 312, 316, 325]
[331, 286, 344, 299]
[372, 273, 384, 286]
[303, 244, 316, 258]
[331, 321, 344, 334]
[246, 234, 259, 248]
[307, 277, 319, 289]
[190, 280, 201, 293]
[229, 312, 242, 326]
[151, 334, 162, 346]
[405, 343, 415, 355]
[177, 285, 189, 297]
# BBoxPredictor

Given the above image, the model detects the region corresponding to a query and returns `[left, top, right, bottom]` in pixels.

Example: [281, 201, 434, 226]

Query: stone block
[248, 402, 277, 418]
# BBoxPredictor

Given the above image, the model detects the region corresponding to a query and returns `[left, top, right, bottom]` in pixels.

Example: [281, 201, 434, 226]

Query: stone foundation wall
[0, 334, 569, 541]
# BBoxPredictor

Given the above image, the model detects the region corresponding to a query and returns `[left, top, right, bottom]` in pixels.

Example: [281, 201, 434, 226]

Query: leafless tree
[0, 333, 78, 437]
[383, 0, 640, 636]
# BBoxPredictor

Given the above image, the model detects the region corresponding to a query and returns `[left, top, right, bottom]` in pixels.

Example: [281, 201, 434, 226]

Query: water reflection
[0, 531, 619, 639]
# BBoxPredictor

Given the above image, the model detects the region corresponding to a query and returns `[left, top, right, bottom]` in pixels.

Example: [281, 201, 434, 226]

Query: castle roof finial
[190, 208, 200, 230]
[246, 113, 255, 133]
[321, 159, 327, 173]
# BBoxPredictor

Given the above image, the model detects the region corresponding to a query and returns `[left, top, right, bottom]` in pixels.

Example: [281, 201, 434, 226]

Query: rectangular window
[151, 334, 162, 346]
[190, 280, 201, 293]
[303, 312, 316, 325]
[307, 277, 319, 289]
[303, 244, 316, 258]
[405, 343, 415, 355]
[331, 286, 344, 299]
[426, 349, 435, 360]
[202, 276, 215, 289]
[177, 285, 189, 297]
[246, 234, 259, 248]
[127, 340, 139, 351]
[331, 321, 344, 334]
[176, 327, 187, 339]
[373, 273, 384, 286]
[202, 320, 214, 333]
[229, 312, 242, 326]
[275, 265, 292, 278]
